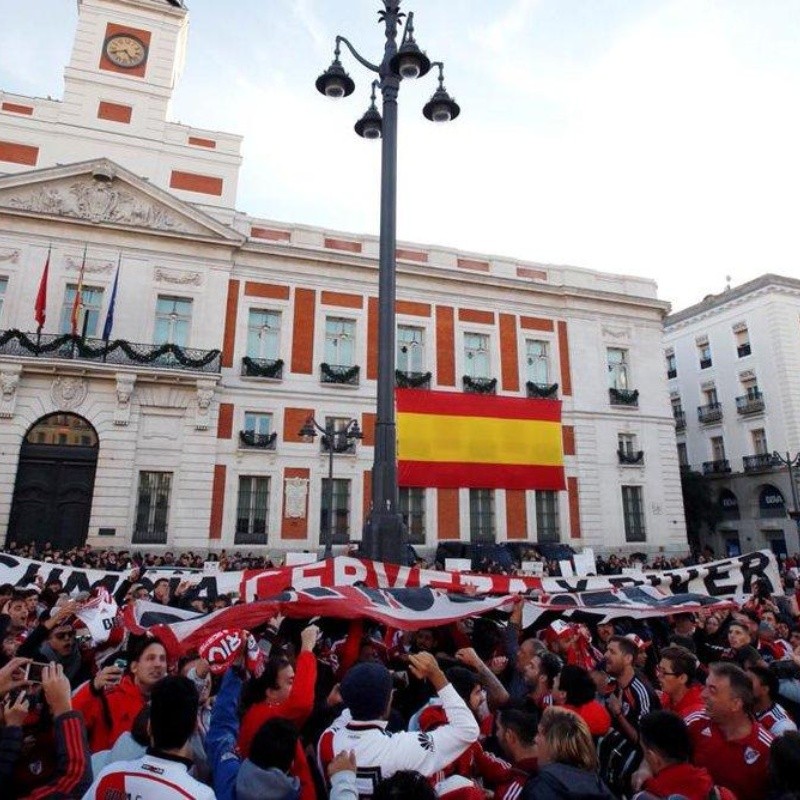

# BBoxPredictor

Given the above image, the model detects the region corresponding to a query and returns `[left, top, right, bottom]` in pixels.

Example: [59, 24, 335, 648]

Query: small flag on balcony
[34, 245, 50, 331]
[70, 244, 87, 337]
[102, 254, 121, 341]
[396, 389, 565, 490]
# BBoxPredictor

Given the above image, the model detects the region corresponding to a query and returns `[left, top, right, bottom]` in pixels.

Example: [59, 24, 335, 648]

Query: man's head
[702, 662, 755, 723]
[496, 708, 539, 761]
[747, 664, 778, 706]
[554, 664, 596, 707]
[596, 622, 615, 644]
[6, 596, 29, 628]
[445, 666, 485, 714]
[153, 579, 170, 602]
[523, 651, 561, 692]
[672, 613, 696, 636]
[535, 706, 597, 771]
[727, 621, 751, 651]
[130, 638, 168, 692]
[640, 710, 691, 774]
[657, 645, 696, 697]
[46, 622, 77, 658]
[413, 628, 437, 653]
[341, 662, 393, 721]
[515, 637, 543, 673]
[248, 717, 299, 773]
[149, 676, 197, 752]
[604, 636, 637, 678]
[790, 626, 800, 650]
[260, 656, 295, 705]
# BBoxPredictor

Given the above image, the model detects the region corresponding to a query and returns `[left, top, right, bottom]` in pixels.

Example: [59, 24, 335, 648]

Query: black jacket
[522, 763, 617, 800]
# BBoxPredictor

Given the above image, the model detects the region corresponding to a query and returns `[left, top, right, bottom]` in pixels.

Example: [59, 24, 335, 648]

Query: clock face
[104, 34, 147, 69]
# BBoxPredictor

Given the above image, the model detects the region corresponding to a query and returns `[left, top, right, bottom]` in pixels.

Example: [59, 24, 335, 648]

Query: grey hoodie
[235, 760, 301, 800]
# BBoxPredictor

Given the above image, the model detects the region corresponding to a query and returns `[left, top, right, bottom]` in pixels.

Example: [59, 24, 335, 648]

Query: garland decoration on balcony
[239, 430, 278, 448]
[395, 369, 432, 388]
[526, 381, 559, 399]
[609, 387, 639, 405]
[0, 329, 220, 369]
[242, 357, 284, 378]
[462, 375, 497, 394]
[320, 362, 360, 383]
[617, 449, 644, 465]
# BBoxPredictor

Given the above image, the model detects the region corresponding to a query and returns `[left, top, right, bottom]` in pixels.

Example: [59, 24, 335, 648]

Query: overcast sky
[1, 0, 799, 311]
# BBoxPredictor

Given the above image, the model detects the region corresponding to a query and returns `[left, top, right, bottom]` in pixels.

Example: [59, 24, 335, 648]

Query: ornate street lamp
[315, 1, 459, 564]
[300, 416, 363, 559]
[772, 451, 800, 533]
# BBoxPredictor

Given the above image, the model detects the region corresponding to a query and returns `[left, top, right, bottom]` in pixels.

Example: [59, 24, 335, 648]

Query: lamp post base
[363, 510, 406, 564]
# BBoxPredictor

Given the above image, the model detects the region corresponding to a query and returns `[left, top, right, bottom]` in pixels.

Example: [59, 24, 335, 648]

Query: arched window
[759, 484, 785, 519]
[718, 489, 740, 521]
[25, 413, 98, 447]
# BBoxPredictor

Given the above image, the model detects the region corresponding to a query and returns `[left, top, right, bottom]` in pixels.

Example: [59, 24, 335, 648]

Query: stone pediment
[0, 159, 243, 244]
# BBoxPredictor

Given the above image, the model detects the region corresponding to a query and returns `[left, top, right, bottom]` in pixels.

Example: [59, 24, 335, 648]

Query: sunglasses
[53, 631, 76, 641]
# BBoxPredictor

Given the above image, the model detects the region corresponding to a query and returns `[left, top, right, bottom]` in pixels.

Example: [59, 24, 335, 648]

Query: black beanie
[340, 662, 393, 721]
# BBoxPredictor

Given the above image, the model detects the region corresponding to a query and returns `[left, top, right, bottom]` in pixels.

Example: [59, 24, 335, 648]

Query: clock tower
[62, 0, 188, 128]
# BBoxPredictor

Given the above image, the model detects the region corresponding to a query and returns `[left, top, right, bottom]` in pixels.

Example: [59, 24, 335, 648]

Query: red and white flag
[34, 246, 50, 330]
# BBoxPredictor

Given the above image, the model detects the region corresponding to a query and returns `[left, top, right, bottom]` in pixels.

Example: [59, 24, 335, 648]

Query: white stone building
[664, 274, 800, 557]
[0, 0, 687, 556]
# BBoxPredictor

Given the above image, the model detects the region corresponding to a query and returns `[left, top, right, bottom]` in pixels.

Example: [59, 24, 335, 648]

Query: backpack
[596, 728, 642, 796]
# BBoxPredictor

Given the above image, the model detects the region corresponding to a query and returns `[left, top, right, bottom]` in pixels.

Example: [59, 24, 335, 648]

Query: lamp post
[315, 2, 459, 564]
[300, 416, 363, 559]
[773, 451, 800, 537]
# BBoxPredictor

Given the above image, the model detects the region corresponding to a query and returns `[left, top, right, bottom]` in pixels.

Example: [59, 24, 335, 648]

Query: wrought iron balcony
[736, 391, 764, 415]
[526, 381, 559, 399]
[697, 402, 723, 424]
[700, 357, 713, 369]
[667, 368, 677, 379]
[241, 357, 284, 379]
[618, 449, 644, 465]
[234, 529, 268, 545]
[0, 329, 221, 373]
[395, 370, 431, 389]
[737, 343, 752, 358]
[743, 453, 775, 472]
[702, 459, 731, 475]
[320, 362, 360, 385]
[674, 410, 686, 430]
[239, 430, 277, 450]
[132, 528, 168, 545]
[463, 375, 497, 395]
[609, 387, 639, 407]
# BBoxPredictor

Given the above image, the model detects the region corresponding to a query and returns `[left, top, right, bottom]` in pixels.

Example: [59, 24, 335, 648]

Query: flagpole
[102, 251, 122, 362]
[71, 244, 87, 359]
[34, 243, 51, 348]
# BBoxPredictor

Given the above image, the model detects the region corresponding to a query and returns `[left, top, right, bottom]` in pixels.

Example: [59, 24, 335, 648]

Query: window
[741, 378, 760, 399]
[525, 340, 550, 385]
[618, 433, 637, 456]
[665, 352, 677, 379]
[397, 326, 425, 373]
[236, 476, 270, 542]
[399, 487, 426, 544]
[671, 397, 683, 418]
[246, 309, 281, 360]
[324, 317, 355, 366]
[60, 284, 103, 336]
[536, 491, 560, 543]
[0, 277, 7, 322]
[243, 412, 272, 436]
[154, 296, 192, 346]
[752, 428, 768, 455]
[469, 489, 495, 542]
[321, 478, 351, 543]
[621, 485, 646, 542]
[464, 332, 491, 378]
[698, 342, 712, 369]
[322, 416, 358, 453]
[677, 442, 688, 467]
[711, 436, 726, 462]
[735, 327, 751, 357]
[703, 387, 719, 406]
[134, 472, 172, 543]
[606, 348, 629, 390]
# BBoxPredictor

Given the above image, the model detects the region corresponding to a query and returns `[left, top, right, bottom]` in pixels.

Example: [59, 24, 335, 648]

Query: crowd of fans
[0, 542, 798, 798]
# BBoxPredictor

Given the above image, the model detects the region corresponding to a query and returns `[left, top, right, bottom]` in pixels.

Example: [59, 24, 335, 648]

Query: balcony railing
[132, 528, 168, 545]
[463, 375, 497, 395]
[700, 357, 713, 369]
[239, 430, 277, 450]
[234, 529, 268, 545]
[241, 357, 283, 379]
[697, 402, 723, 424]
[703, 459, 731, 475]
[674, 410, 686, 430]
[526, 381, 559, 399]
[395, 370, 432, 389]
[609, 387, 639, 407]
[743, 453, 775, 472]
[737, 343, 752, 358]
[0, 329, 221, 373]
[736, 391, 764, 415]
[618, 449, 644, 465]
[667, 368, 677, 379]
[320, 363, 360, 386]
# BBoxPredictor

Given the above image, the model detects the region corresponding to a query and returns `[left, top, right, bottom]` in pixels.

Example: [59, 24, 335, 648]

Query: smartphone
[113, 658, 128, 671]
[26, 662, 48, 683]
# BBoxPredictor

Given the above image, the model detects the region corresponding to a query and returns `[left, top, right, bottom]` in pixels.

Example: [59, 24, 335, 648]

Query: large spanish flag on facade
[396, 389, 565, 490]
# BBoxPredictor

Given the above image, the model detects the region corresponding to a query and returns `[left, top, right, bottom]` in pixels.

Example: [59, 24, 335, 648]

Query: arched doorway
[7, 413, 99, 550]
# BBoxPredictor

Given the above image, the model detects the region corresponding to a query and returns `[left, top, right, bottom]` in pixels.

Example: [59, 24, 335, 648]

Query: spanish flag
[397, 389, 565, 490]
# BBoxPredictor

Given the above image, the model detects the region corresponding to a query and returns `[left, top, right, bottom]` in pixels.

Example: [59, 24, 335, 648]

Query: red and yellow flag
[396, 389, 565, 490]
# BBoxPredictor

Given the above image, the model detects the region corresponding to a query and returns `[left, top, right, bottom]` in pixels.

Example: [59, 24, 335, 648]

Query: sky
[1, 0, 799, 311]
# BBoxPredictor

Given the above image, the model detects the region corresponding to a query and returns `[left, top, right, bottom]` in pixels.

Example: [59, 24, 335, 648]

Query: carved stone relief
[65, 256, 114, 275]
[114, 373, 136, 426]
[51, 376, 88, 410]
[154, 268, 202, 286]
[0, 366, 22, 419]
[195, 378, 216, 430]
[285, 478, 309, 519]
[0, 247, 20, 263]
[601, 326, 631, 340]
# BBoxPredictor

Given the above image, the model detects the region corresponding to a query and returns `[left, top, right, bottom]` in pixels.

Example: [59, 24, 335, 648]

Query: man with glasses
[657, 645, 704, 720]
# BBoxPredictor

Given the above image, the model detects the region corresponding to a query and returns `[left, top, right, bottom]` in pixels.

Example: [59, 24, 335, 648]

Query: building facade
[0, 0, 687, 556]
[664, 275, 800, 557]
